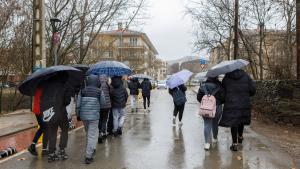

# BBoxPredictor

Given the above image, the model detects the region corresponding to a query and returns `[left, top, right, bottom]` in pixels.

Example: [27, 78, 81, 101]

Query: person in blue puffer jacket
[76, 75, 105, 164]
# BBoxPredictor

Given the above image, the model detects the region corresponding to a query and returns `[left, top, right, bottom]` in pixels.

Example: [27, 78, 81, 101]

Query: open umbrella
[166, 69, 193, 89]
[70, 64, 89, 74]
[19, 65, 84, 96]
[87, 61, 132, 77]
[206, 59, 249, 77]
[132, 74, 152, 80]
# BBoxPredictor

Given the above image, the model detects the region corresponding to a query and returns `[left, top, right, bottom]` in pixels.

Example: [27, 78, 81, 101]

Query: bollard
[0, 147, 17, 159]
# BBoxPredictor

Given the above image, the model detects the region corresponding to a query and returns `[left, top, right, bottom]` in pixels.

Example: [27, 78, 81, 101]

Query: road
[0, 89, 296, 169]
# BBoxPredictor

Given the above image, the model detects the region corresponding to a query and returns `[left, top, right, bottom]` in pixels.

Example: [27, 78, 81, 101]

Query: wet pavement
[0, 89, 297, 169]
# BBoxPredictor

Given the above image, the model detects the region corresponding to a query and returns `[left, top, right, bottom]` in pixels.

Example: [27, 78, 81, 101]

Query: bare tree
[44, 0, 147, 65]
[186, 0, 235, 60]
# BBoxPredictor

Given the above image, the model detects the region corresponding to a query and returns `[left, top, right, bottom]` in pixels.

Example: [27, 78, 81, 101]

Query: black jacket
[128, 79, 140, 95]
[197, 79, 224, 105]
[168, 84, 187, 96]
[140, 79, 152, 96]
[110, 77, 128, 108]
[40, 81, 71, 124]
[219, 69, 256, 127]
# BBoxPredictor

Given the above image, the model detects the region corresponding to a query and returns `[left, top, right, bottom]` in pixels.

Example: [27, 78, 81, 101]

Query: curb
[0, 125, 37, 138]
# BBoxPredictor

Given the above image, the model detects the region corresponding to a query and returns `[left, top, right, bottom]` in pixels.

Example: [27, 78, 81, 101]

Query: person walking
[197, 77, 224, 150]
[219, 69, 256, 151]
[110, 76, 128, 137]
[98, 75, 111, 143]
[169, 84, 187, 127]
[76, 75, 104, 164]
[27, 85, 48, 156]
[128, 77, 140, 113]
[140, 78, 152, 113]
[40, 72, 72, 162]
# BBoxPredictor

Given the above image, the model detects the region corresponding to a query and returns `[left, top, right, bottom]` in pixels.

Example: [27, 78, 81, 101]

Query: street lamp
[50, 18, 61, 65]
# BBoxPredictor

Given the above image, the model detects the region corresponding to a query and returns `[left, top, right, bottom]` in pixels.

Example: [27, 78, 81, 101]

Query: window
[130, 37, 138, 46]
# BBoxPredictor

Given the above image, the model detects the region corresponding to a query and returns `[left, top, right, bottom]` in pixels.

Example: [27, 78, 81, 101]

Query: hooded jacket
[76, 75, 104, 121]
[140, 79, 152, 96]
[99, 75, 111, 109]
[40, 74, 71, 124]
[110, 76, 128, 108]
[128, 78, 140, 95]
[197, 78, 225, 106]
[168, 84, 187, 96]
[219, 69, 256, 127]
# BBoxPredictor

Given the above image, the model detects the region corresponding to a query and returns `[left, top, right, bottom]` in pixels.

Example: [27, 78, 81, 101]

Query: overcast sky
[140, 0, 195, 61]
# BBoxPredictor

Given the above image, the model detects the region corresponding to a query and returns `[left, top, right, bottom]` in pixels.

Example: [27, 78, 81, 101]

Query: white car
[157, 80, 168, 89]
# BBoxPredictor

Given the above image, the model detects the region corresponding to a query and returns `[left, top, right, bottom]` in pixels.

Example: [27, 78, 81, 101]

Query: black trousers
[143, 95, 150, 109]
[107, 108, 114, 134]
[99, 108, 110, 134]
[32, 115, 48, 149]
[173, 103, 185, 122]
[48, 115, 69, 153]
[231, 124, 244, 144]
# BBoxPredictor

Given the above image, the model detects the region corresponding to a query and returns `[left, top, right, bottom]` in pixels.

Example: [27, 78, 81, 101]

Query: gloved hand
[77, 116, 81, 121]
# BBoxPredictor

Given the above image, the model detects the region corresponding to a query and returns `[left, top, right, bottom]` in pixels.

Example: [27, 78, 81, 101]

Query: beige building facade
[209, 29, 296, 79]
[88, 24, 160, 77]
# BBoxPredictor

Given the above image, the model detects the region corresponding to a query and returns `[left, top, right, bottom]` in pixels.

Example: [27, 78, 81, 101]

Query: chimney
[118, 22, 123, 31]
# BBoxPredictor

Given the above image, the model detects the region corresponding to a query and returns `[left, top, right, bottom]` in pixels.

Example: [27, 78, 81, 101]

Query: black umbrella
[70, 64, 89, 74]
[19, 65, 84, 96]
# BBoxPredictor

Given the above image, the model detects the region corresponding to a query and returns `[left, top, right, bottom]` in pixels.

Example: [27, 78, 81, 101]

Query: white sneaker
[178, 122, 183, 127]
[204, 143, 211, 150]
[212, 138, 218, 144]
[144, 109, 147, 113]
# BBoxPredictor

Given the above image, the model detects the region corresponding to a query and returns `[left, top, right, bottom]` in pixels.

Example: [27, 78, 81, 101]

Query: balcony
[118, 43, 145, 49]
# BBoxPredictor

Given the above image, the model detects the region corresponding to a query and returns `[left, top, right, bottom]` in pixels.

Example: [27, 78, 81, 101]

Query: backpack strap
[211, 86, 220, 96]
[203, 85, 209, 95]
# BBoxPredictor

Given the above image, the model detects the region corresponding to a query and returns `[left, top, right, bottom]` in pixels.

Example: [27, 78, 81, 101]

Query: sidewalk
[0, 109, 36, 138]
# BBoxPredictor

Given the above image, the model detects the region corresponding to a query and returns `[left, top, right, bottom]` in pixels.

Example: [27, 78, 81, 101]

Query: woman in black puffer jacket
[220, 69, 256, 151]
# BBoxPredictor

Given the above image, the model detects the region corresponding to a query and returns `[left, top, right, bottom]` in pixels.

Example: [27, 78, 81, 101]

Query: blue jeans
[202, 105, 222, 143]
[112, 108, 126, 132]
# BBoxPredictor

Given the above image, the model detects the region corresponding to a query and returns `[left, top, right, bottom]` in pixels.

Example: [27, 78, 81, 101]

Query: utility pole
[233, 0, 239, 60]
[33, 0, 46, 70]
[297, 0, 300, 79]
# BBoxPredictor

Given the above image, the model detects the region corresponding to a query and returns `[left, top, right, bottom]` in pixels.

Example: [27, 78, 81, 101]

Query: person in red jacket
[28, 86, 49, 156]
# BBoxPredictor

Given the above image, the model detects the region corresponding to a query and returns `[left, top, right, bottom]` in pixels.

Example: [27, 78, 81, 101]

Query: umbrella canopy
[87, 61, 132, 77]
[19, 65, 84, 96]
[70, 64, 89, 74]
[166, 69, 193, 89]
[132, 74, 152, 80]
[206, 59, 249, 77]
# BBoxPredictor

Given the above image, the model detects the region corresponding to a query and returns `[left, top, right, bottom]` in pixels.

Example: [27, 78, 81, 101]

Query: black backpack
[172, 87, 187, 106]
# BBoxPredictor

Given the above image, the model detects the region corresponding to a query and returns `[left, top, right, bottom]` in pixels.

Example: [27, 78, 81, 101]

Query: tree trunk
[296, 0, 300, 79]
[259, 24, 264, 80]
[233, 0, 239, 60]
[79, 0, 89, 64]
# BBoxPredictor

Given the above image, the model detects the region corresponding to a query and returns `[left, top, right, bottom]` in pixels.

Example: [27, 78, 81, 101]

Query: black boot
[238, 136, 244, 144]
[85, 157, 94, 164]
[58, 149, 68, 160]
[118, 128, 122, 135]
[48, 153, 59, 162]
[98, 135, 103, 144]
[28, 144, 37, 156]
[230, 144, 238, 151]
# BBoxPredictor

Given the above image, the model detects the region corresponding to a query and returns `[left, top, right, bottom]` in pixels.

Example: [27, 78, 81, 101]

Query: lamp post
[50, 18, 61, 66]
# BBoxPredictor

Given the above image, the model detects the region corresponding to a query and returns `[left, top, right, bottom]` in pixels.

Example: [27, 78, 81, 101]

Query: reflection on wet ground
[0, 89, 296, 169]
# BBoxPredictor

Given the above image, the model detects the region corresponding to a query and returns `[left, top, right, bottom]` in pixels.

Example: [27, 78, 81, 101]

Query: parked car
[157, 80, 167, 89]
